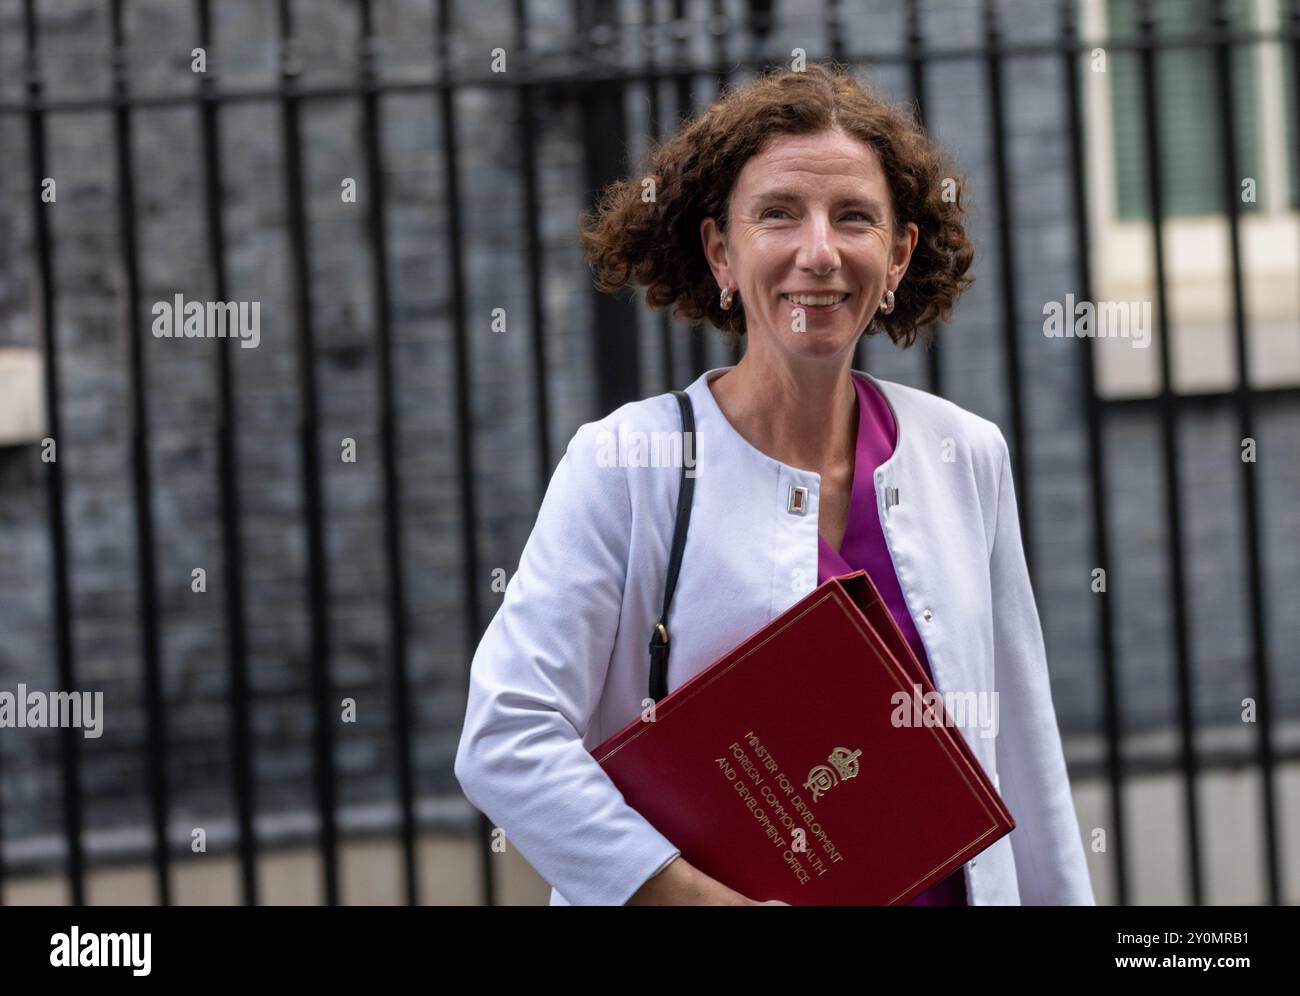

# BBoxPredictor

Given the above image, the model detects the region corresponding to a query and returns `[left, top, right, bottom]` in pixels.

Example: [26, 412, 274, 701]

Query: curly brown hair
[578, 62, 975, 350]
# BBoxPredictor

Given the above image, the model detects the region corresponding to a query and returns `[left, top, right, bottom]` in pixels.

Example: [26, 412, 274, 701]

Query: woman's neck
[708, 350, 858, 475]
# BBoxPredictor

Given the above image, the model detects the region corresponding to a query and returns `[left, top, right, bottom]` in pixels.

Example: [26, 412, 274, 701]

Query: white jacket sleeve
[988, 429, 1096, 905]
[453, 419, 682, 905]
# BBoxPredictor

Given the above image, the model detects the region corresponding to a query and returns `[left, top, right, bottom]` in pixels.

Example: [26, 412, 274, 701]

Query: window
[1083, 0, 1300, 397]
[1108, 0, 1263, 220]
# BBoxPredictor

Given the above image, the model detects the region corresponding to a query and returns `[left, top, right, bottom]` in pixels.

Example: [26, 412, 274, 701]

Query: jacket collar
[685, 364, 908, 481]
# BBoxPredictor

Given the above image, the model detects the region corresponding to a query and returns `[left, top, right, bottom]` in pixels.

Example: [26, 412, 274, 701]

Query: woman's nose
[796, 213, 840, 271]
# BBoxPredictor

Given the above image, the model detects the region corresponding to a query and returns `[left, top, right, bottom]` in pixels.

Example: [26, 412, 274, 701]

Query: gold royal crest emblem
[803, 747, 862, 802]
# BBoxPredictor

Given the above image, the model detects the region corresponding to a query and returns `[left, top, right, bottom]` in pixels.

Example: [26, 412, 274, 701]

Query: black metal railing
[1, 0, 1294, 907]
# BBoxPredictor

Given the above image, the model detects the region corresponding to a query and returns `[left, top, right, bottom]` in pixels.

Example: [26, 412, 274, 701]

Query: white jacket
[454, 365, 1096, 906]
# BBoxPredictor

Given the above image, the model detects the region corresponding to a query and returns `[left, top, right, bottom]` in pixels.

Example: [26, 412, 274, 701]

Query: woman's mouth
[780, 292, 851, 313]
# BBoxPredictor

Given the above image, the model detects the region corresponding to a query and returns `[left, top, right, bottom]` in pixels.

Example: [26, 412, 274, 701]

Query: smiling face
[700, 128, 918, 361]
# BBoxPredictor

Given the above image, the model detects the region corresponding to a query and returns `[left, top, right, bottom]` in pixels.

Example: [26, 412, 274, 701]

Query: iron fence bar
[639, 0, 678, 393]
[579, 0, 642, 413]
[708, 1, 736, 376]
[435, 0, 493, 908]
[1136, 0, 1203, 906]
[1210, 0, 1280, 906]
[854, 14, 877, 380]
[511, 0, 555, 490]
[21, 0, 85, 906]
[358, 0, 419, 908]
[1073, 742, 1300, 782]
[1060, 0, 1128, 907]
[669, 0, 709, 380]
[826, 0, 846, 65]
[1293, 0, 1300, 310]
[196, 0, 258, 907]
[906, 0, 943, 397]
[1103, 384, 1300, 408]
[8, 23, 1300, 118]
[275, 0, 339, 906]
[982, 0, 1032, 572]
[110, 0, 171, 906]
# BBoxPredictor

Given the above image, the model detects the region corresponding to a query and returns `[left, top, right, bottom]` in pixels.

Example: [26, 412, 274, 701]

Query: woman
[454, 63, 1095, 906]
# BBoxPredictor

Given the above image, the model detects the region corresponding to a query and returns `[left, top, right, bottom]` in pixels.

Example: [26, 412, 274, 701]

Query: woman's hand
[626, 856, 789, 905]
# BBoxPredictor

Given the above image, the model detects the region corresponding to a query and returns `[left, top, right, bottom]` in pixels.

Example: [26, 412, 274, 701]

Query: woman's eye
[761, 208, 872, 222]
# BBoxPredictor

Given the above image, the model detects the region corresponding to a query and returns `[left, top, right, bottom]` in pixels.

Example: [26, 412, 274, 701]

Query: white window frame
[1081, 0, 1300, 398]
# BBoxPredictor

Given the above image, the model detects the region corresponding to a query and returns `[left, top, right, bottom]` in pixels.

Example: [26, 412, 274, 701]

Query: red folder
[593, 569, 1014, 905]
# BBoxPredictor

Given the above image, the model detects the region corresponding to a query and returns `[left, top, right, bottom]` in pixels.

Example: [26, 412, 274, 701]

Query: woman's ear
[700, 216, 732, 289]
[890, 221, 919, 284]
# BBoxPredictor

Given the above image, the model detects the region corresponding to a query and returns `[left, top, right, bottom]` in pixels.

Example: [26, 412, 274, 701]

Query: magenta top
[817, 373, 969, 907]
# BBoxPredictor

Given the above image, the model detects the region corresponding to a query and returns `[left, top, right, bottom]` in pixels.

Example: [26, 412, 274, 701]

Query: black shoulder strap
[648, 389, 695, 703]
